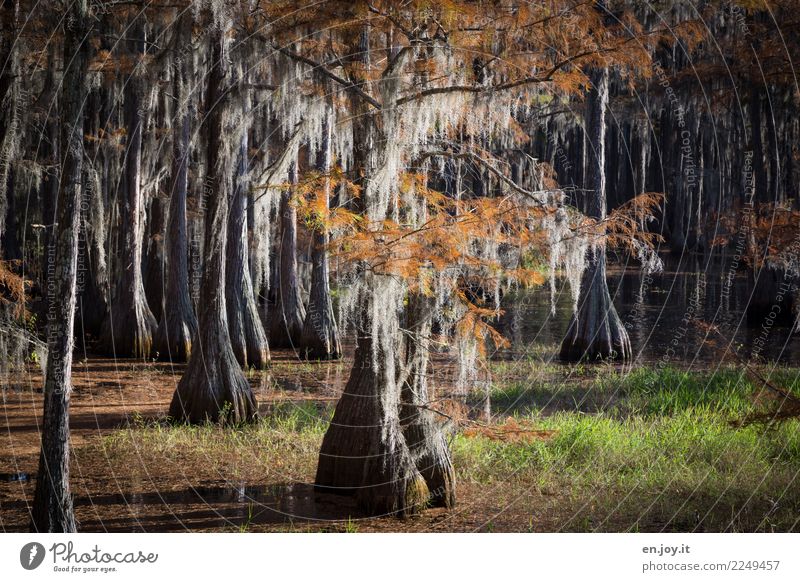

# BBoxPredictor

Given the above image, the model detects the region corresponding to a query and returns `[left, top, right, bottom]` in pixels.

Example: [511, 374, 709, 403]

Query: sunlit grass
[94, 402, 329, 483]
[454, 410, 800, 483]
[453, 365, 800, 530]
[486, 365, 799, 417]
[452, 409, 800, 530]
[88, 366, 800, 531]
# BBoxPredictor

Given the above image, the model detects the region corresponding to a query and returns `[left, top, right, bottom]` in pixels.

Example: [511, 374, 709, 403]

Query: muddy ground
[1, 354, 570, 533]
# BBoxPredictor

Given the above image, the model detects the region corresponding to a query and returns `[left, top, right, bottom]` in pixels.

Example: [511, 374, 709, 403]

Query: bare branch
[270, 42, 382, 110]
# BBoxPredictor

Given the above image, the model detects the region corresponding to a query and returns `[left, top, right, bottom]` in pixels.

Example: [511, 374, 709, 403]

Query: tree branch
[270, 42, 382, 110]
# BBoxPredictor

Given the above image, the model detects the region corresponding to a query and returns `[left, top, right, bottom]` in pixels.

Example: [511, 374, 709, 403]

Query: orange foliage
[463, 417, 556, 443]
[709, 203, 800, 272]
[603, 192, 665, 252]
[0, 260, 28, 319]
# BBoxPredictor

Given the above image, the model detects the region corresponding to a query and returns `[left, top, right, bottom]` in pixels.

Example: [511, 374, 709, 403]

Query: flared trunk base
[560, 254, 631, 362]
[99, 298, 157, 359]
[169, 337, 256, 424]
[315, 340, 430, 517]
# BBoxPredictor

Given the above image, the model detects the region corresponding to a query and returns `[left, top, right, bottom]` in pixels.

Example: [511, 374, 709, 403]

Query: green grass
[454, 410, 800, 483]
[87, 366, 800, 531]
[95, 402, 329, 484]
[484, 365, 800, 418]
[453, 366, 800, 531]
[615, 367, 760, 416]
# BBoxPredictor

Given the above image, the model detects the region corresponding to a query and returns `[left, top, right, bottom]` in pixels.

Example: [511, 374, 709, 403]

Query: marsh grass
[87, 366, 800, 531]
[455, 366, 800, 530]
[93, 402, 329, 484]
[484, 365, 800, 418]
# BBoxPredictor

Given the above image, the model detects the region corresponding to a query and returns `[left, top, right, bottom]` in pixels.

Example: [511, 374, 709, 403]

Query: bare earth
[0, 355, 561, 533]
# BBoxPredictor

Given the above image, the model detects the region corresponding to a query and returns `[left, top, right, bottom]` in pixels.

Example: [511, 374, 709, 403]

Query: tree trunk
[400, 293, 456, 508]
[75, 230, 109, 340]
[37, 42, 60, 287]
[750, 86, 768, 203]
[169, 25, 256, 424]
[785, 110, 797, 205]
[143, 194, 166, 313]
[315, 306, 429, 516]
[98, 16, 156, 358]
[269, 163, 306, 348]
[75, 88, 109, 339]
[560, 65, 631, 361]
[315, 28, 428, 516]
[226, 119, 269, 368]
[0, 0, 21, 254]
[153, 37, 198, 362]
[746, 266, 795, 328]
[30, 0, 90, 532]
[2, 166, 20, 259]
[300, 109, 341, 360]
[765, 88, 781, 203]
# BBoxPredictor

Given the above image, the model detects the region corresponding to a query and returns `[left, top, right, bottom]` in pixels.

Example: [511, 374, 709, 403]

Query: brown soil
[1, 354, 559, 533]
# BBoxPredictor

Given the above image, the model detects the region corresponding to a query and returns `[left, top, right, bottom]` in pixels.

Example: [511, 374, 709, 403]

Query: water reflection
[500, 256, 800, 365]
[72, 483, 362, 532]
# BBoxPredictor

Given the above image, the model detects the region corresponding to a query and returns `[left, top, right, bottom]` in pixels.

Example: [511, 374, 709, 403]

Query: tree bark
[75, 88, 109, 339]
[37, 42, 60, 287]
[315, 311, 429, 516]
[746, 266, 795, 328]
[31, 0, 91, 532]
[0, 0, 20, 253]
[169, 24, 256, 424]
[153, 34, 198, 362]
[315, 28, 428, 516]
[2, 166, 20, 259]
[560, 64, 631, 361]
[300, 109, 341, 360]
[269, 163, 306, 348]
[765, 88, 781, 203]
[98, 15, 156, 358]
[750, 86, 768, 203]
[400, 293, 456, 508]
[226, 118, 269, 368]
[143, 194, 166, 313]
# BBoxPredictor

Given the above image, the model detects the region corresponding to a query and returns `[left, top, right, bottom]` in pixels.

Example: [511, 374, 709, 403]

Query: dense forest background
[1, 0, 800, 533]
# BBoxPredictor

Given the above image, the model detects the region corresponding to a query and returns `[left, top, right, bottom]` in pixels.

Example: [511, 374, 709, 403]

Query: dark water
[500, 255, 800, 366]
[68, 483, 362, 532]
[0, 472, 30, 482]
